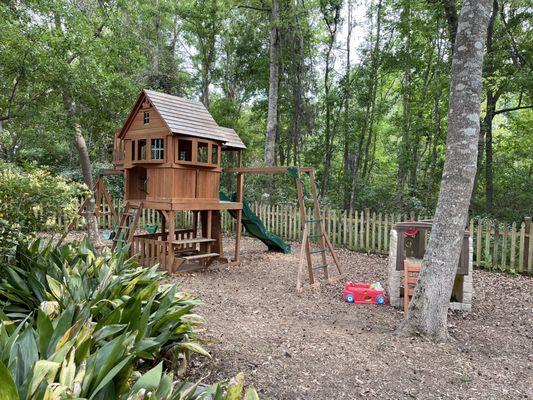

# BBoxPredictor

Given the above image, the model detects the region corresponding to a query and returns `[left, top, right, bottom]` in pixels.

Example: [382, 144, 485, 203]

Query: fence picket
[62, 197, 530, 275]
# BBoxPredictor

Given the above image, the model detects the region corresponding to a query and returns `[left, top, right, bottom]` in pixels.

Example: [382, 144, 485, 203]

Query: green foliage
[1, 0, 530, 225]
[0, 163, 86, 258]
[0, 239, 258, 399]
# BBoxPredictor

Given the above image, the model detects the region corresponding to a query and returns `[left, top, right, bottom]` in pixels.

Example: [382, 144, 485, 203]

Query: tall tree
[398, 0, 492, 340]
[265, 0, 280, 166]
[320, 0, 342, 194]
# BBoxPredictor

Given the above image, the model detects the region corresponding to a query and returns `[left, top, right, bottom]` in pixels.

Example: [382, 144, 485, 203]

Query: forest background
[1, 0, 531, 223]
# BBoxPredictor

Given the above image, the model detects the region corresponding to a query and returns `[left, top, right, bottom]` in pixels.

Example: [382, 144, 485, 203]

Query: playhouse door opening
[127, 166, 148, 200]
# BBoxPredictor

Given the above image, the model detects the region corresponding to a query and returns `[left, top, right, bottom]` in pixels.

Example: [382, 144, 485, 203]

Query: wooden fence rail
[56, 200, 532, 276]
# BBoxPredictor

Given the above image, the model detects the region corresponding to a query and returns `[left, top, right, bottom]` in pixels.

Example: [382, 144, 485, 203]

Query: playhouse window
[211, 144, 219, 165]
[178, 139, 192, 161]
[143, 111, 150, 124]
[137, 139, 147, 160]
[197, 142, 208, 163]
[151, 138, 164, 160]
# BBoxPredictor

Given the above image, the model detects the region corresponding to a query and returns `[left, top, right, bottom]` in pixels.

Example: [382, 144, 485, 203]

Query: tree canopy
[1, 0, 531, 221]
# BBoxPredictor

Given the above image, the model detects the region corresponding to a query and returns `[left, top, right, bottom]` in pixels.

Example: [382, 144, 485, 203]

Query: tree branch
[494, 104, 533, 115]
[237, 4, 271, 12]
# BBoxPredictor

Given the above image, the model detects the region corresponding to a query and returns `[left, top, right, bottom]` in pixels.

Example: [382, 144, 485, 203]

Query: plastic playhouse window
[178, 139, 193, 161]
[151, 138, 164, 160]
[211, 144, 219, 165]
[197, 142, 208, 163]
[137, 139, 147, 160]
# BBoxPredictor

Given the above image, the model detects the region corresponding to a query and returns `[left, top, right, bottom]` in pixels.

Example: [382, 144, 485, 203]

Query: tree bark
[398, 0, 492, 341]
[442, 0, 458, 48]
[63, 96, 101, 247]
[265, 0, 280, 166]
[74, 124, 101, 246]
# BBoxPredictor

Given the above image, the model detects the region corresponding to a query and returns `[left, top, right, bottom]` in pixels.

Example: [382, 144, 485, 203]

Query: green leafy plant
[0, 239, 214, 398]
[0, 162, 87, 259]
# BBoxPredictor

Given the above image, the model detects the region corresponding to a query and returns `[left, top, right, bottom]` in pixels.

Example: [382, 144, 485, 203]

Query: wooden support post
[167, 210, 175, 273]
[295, 171, 313, 285]
[234, 171, 244, 262]
[309, 170, 329, 280]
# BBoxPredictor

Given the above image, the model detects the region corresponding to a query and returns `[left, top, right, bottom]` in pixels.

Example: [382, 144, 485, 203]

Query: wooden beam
[234, 172, 244, 262]
[99, 169, 124, 176]
[223, 166, 314, 174]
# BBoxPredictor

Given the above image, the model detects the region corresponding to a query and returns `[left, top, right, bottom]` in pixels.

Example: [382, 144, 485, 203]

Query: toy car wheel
[376, 295, 385, 305]
[345, 294, 355, 303]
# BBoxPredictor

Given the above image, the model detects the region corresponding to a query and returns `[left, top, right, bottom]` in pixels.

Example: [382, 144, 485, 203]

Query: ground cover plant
[0, 238, 259, 399]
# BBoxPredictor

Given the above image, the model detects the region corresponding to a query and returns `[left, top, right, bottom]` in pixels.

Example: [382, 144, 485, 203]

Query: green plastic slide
[220, 192, 291, 254]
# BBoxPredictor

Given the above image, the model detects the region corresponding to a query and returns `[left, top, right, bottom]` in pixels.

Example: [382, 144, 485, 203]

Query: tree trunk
[397, 0, 492, 341]
[442, 0, 458, 48]
[74, 124, 101, 246]
[483, 0, 499, 215]
[265, 0, 280, 166]
[63, 96, 101, 247]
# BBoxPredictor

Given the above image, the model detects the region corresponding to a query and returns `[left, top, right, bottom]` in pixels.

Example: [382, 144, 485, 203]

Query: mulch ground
[171, 237, 533, 400]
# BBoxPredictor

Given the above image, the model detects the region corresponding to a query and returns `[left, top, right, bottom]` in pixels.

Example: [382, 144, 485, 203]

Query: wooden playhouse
[110, 90, 246, 273]
[80, 89, 344, 288]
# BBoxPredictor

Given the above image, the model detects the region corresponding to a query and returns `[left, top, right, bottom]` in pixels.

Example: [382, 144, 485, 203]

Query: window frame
[143, 111, 150, 125]
[196, 140, 210, 165]
[151, 137, 165, 161]
[130, 136, 166, 163]
[176, 138, 195, 164]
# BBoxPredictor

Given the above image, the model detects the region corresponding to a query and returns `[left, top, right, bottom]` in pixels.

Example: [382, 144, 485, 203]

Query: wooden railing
[56, 200, 532, 275]
[132, 229, 196, 270]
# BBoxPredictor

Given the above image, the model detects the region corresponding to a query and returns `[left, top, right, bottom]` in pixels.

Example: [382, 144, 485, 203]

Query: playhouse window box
[175, 137, 220, 167]
[131, 137, 165, 163]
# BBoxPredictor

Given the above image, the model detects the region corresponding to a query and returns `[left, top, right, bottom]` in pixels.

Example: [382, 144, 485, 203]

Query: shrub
[0, 162, 87, 256]
[0, 239, 260, 399]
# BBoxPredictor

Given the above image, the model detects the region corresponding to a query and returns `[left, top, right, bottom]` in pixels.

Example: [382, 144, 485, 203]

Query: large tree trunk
[397, 0, 492, 341]
[265, 0, 280, 166]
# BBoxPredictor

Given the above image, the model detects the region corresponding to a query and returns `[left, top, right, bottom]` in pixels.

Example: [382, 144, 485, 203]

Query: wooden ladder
[111, 202, 143, 252]
[58, 175, 118, 245]
[295, 169, 344, 291]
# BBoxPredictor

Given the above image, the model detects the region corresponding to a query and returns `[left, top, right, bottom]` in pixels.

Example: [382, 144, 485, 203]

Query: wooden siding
[197, 170, 220, 199]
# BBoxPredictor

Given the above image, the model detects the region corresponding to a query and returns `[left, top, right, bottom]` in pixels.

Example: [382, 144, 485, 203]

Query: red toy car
[343, 282, 388, 305]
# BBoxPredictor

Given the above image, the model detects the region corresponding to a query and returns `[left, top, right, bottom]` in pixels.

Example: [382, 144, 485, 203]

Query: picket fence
[61, 200, 532, 276]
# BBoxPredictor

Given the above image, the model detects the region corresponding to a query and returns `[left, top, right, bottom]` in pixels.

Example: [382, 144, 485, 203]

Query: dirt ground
[171, 237, 533, 400]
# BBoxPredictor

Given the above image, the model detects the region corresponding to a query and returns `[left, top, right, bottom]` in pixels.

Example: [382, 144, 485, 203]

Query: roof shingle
[142, 90, 245, 149]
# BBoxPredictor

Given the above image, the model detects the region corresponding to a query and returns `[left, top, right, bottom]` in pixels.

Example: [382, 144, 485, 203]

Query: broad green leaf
[88, 355, 133, 400]
[226, 373, 245, 400]
[244, 387, 260, 400]
[46, 276, 64, 300]
[0, 360, 19, 400]
[130, 362, 163, 393]
[178, 342, 210, 358]
[28, 360, 61, 398]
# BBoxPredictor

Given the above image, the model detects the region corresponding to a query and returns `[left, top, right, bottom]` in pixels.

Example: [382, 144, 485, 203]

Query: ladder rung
[117, 225, 130, 229]
[305, 218, 322, 223]
[312, 264, 328, 270]
[308, 234, 323, 239]
[310, 248, 326, 254]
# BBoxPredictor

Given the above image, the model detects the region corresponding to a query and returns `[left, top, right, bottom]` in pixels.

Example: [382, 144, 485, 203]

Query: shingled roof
[119, 89, 246, 149]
